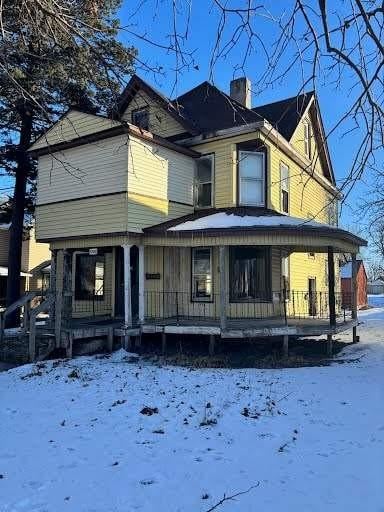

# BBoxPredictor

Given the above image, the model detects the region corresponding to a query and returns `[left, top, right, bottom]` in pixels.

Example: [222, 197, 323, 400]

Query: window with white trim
[281, 251, 290, 297]
[303, 120, 312, 158]
[191, 248, 212, 301]
[195, 155, 214, 208]
[238, 150, 265, 206]
[280, 162, 289, 214]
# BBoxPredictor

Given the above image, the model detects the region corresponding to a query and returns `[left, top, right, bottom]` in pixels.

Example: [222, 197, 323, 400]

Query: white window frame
[281, 250, 290, 300]
[238, 150, 265, 207]
[191, 247, 213, 302]
[280, 162, 289, 214]
[195, 154, 214, 209]
[303, 120, 312, 158]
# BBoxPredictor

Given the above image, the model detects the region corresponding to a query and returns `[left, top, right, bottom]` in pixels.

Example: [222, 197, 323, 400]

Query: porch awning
[143, 207, 367, 252]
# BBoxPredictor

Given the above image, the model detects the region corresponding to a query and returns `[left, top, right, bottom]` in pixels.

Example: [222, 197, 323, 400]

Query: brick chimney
[230, 77, 251, 108]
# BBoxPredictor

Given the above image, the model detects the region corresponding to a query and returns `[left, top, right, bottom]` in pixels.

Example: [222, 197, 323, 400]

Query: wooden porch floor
[65, 314, 356, 339]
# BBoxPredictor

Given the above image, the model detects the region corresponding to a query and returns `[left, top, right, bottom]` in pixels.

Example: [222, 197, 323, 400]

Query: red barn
[340, 260, 368, 309]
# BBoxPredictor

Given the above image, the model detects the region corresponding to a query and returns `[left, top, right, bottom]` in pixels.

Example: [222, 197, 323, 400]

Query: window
[230, 246, 271, 301]
[191, 248, 212, 301]
[280, 162, 289, 213]
[327, 200, 338, 226]
[303, 120, 312, 158]
[195, 155, 214, 208]
[281, 251, 290, 298]
[131, 107, 149, 130]
[75, 254, 105, 300]
[238, 151, 265, 206]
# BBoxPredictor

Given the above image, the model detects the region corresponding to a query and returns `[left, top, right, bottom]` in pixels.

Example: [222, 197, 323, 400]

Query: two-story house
[27, 74, 366, 358]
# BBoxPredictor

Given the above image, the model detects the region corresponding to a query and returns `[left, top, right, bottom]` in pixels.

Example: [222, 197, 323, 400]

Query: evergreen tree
[0, 0, 136, 320]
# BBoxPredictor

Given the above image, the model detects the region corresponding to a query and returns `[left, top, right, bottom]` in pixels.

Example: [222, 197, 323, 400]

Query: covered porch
[49, 209, 366, 357]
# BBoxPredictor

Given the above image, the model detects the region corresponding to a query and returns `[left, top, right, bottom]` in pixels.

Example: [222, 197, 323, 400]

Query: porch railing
[144, 290, 352, 325]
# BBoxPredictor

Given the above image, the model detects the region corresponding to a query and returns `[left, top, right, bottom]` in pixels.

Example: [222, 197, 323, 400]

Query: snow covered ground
[1, 309, 384, 512]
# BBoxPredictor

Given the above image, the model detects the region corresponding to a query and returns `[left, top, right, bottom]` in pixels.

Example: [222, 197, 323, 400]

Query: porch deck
[66, 313, 356, 339]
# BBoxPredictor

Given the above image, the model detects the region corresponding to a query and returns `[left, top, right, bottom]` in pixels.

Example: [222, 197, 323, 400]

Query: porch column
[122, 244, 132, 327]
[351, 253, 359, 343]
[62, 249, 73, 327]
[219, 246, 227, 331]
[138, 245, 145, 324]
[49, 249, 57, 330]
[327, 246, 336, 327]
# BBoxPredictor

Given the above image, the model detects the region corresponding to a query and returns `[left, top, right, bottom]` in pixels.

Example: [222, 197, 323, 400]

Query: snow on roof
[340, 262, 352, 278]
[0, 223, 10, 231]
[168, 212, 331, 232]
[0, 266, 32, 277]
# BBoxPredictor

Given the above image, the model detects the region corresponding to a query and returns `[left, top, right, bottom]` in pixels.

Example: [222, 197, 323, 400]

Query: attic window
[132, 107, 149, 130]
[303, 120, 312, 158]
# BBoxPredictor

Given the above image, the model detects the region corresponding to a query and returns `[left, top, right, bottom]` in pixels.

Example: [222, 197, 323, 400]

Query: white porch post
[122, 244, 132, 327]
[138, 245, 145, 324]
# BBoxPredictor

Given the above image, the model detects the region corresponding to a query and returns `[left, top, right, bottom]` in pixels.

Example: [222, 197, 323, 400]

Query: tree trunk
[6, 108, 33, 326]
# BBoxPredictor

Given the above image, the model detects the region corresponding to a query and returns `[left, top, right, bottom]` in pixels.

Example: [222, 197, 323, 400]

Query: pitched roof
[252, 92, 314, 141]
[116, 75, 199, 135]
[173, 82, 261, 133]
[174, 83, 314, 140]
[118, 75, 316, 144]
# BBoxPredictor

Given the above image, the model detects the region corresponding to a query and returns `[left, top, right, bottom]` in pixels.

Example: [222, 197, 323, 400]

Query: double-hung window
[230, 246, 271, 301]
[303, 120, 312, 158]
[280, 162, 289, 214]
[238, 150, 265, 206]
[191, 248, 212, 301]
[195, 155, 214, 208]
[75, 254, 105, 300]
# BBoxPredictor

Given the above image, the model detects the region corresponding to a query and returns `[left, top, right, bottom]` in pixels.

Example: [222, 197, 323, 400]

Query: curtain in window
[230, 247, 270, 301]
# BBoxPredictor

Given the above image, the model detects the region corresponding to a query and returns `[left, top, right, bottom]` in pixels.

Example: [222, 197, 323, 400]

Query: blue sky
[2, 1, 376, 259]
[117, 1, 373, 252]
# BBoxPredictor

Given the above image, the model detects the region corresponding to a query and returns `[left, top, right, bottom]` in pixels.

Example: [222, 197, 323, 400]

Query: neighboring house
[367, 279, 384, 295]
[0, 225, 51, 306]
[340, 260, 367, 309]
[27, 74, 366, 356]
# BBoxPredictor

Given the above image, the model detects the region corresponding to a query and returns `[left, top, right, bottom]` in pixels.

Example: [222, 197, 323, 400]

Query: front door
[308, 278, 317, 317]
[114, 246, 139, 323]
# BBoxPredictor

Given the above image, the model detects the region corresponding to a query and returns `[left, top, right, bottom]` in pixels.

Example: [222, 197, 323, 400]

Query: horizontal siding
[290, 111, 325, 177]
[36, 193, 129, 240]
[127, 193, 193, 232]
[37, 135, 128, 205]
[31, 110, 120, 150]
[192, 130, 336, 225]
[122, 90, 185, 138]
[128, 136, 194, 205]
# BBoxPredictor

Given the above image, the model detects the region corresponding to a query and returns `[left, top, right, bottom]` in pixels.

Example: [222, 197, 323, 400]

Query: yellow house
[0, 224, 51, 306]
[27, 74, 366, 358]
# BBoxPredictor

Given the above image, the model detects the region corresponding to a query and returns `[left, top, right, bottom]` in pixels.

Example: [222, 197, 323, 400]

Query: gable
[29, 110, 120, 151]
[121, 89, 187, 138]
[289, 99, 334, 184]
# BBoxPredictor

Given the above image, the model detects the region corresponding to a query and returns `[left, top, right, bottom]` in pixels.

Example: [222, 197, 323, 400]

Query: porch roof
[143, 207, 367, 251]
